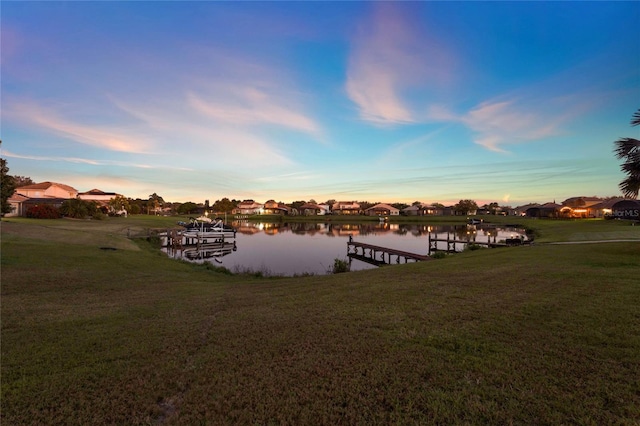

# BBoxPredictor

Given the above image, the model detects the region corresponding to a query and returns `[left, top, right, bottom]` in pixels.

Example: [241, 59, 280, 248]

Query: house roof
[591, 198, 625, 209]
[299, 203, 324, 210]
[16, 181, 78, 193]
[79, 189, 117, 196]
[8, 193, 29, 202]
[538, 202, 562, 209]
[366, 203, 399, 212]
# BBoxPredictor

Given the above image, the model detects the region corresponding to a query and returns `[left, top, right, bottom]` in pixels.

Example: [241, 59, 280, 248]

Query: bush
[25, 204, 60, 219]
[431, 251, 447, 259]
[331, 258, 350, 274]
[465, 243, 483, 251]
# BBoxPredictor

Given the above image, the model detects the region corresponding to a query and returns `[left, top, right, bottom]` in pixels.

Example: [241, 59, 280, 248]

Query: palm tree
[614, 109, 640, 198]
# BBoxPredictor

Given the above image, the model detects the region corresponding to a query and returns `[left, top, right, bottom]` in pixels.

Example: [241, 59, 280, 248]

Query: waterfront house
[298, 202, 327, 216]
[7, 182, 78, 217]
[560, 196, 606, 218]
[262, 200, 292, 215]
[233, 200, 264, 215]
[332, 201, 361, 215]
[15, 181, 78, 199]
[365, 203, 400, 216]
[5, 193, 29, 217]
[78, 189, 119, 203]
[525, 202, 562, 218]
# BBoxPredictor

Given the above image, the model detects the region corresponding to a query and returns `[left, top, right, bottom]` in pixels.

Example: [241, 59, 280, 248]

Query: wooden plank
[347, 241, 431, 262]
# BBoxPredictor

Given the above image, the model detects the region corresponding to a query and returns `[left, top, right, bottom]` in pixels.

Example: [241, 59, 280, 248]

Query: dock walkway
[347, 239, 431, 265]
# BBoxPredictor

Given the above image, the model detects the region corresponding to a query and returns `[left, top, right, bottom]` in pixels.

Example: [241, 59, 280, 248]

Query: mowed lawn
[1, 218, 639, 424]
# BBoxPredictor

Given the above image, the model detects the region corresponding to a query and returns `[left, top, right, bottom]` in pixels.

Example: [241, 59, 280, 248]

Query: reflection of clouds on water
[164, 222, 528, 276]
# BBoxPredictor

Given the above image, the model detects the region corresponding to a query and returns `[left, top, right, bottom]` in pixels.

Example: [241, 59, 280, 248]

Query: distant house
[515, 203, 539, 216]
[525, 202, 562, 218]
[402, 205, 420, 216]
[402, 204, 445, 216]
[78, 189, 119, 203]
[590, 198, 624, 218]
[560, 196, 605, 218]
[15, 181, 78, 199]
[332, 201, 361, 215]
[233, 200, 264, 215]
[365, 203, 399, 216]
[263, 200, 292, 215]
[298, 203, 327, 216]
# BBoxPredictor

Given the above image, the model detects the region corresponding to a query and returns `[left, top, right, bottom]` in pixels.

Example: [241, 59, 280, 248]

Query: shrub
[331, 258, 350, 274]
[465, 243, 483, 251]
[25, 204, 61, 219]
[431, 251, 447, 259]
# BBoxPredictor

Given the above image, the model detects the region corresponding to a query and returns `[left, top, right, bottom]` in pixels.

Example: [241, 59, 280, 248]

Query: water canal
[162, 221, 529, 276]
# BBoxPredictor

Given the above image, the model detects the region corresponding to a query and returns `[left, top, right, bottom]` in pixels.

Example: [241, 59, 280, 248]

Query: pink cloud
[187, 86, 321, 136]
[346, 3, 453, 124]
[5, 102, 152, 153]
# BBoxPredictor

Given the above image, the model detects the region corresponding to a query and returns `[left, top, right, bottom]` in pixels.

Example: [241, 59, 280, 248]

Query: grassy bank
[1, 217, 639, 424]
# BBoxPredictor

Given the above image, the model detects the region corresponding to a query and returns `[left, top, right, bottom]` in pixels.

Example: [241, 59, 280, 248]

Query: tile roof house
[78, 189, 119, 203]
[233, 200, 264, 215]
[365, 203, 400, 216]
[5, 193, 29, 217]
[298, 203, 328, 216]
[525, 202, 562, 218]
[15, 182, 78, 199]
[262, 200, 293, 215]
[331, 201, 361, 215]
[6, 182, 78, 217]
[560, 196, 607, 218]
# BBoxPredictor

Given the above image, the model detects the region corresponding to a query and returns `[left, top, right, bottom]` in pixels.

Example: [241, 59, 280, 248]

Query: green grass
[2, 217, 639, 424]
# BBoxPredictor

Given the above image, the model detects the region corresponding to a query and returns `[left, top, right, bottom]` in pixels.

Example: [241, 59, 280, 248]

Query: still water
[162, 221, 529, 276]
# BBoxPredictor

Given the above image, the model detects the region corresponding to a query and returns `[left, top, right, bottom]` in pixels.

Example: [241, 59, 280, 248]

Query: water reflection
[162, 221, 529, 276]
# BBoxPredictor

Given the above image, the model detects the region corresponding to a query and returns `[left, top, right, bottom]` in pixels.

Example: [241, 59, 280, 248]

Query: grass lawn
[1, 216, 639, 424]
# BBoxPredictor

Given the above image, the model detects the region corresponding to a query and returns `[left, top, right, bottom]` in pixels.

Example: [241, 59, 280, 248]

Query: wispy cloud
[1, 149, 193, 171]
[346, 3, 453, 125]
[5, 102, 153, 153]
[427, 91, 591, 153]
[188, 86, 320, 135]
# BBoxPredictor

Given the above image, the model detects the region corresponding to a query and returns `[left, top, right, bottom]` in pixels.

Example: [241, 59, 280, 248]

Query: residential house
[365, 203, 399, 216]
[7, 182, 79, 217]
[402, 205, 421, 216]
[525, 202, 562, 218]
[5, 193, 30, 217]
[560, 196, 605, 218]
[262, 200, 292, 215]
[514, 203, 540, 216]
[15, 181, 78, 199]
[402, 204, 445, 216]
[590, 198, 624, 218]
[331, 201, 361, 215]
[298, 202, 328, 216]
[78, 189, 119, 203]
[233, 200, 264, 215]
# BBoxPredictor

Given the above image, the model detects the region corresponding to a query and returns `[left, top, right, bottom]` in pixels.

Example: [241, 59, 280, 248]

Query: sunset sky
[2, 1, 639, 206]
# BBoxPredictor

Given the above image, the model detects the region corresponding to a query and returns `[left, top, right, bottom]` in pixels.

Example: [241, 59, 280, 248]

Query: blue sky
[2, 1, 639, 206]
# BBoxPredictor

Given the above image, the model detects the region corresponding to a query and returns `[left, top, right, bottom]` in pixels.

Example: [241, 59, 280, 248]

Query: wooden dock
[347, 239, 431, 266]
[427, 232, 522, 253]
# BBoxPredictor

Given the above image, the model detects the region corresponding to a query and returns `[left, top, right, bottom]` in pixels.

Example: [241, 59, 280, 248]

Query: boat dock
[347, 238, 431, 266]
[427, 232, 524, 253]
